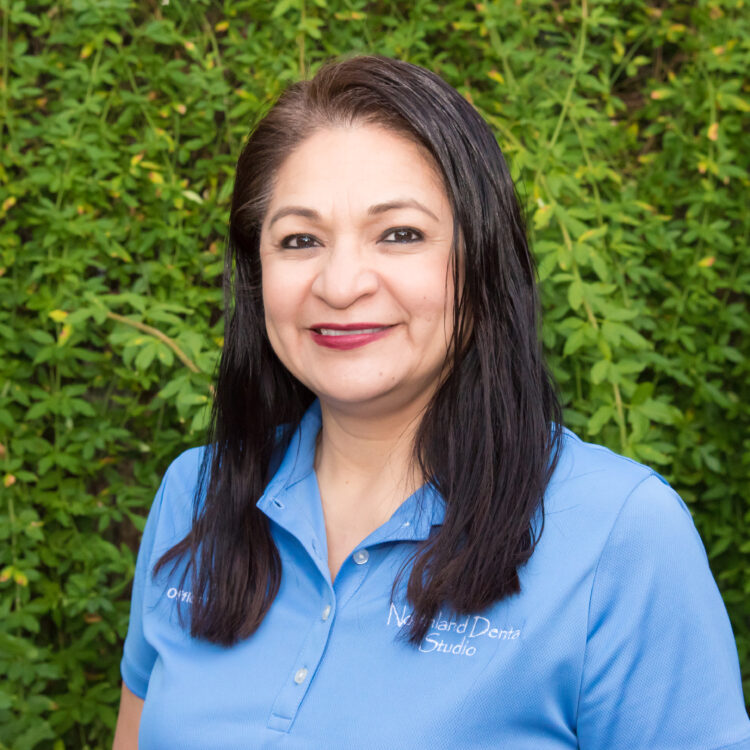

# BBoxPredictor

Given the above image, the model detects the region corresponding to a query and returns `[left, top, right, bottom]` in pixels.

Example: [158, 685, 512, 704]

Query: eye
[381, 227, 424, 244]
[280, 233, 320, 249]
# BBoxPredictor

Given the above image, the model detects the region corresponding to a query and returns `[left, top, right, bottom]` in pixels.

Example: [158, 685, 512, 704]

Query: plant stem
[105, 311, 203, 375]
[545, 0, 589, 160]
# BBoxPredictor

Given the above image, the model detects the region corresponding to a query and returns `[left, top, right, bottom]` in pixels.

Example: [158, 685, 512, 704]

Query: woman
[113, 55, 750, 748]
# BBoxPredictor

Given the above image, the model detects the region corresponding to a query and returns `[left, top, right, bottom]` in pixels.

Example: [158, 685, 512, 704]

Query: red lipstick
[310, 323, 394, 350]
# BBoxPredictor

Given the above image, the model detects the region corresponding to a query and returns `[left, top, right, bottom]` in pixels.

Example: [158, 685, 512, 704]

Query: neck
[314, 393, 431, 528]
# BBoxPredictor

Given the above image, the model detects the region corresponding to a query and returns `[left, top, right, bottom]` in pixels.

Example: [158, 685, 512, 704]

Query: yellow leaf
[2, 196, 16, 212]
[149, 171, 164, 185]
[533, 204, 553, 230]
[579, 227, 607, 243]
[182, 190, 203, 204]
[707, 122, 719, 141]
[59, 324, 72, 345]
[650, 89, 671, 100]
[698, 256, 716, 267]
[80, 43, 94, 59]
[215, 20, 229, 32]
[49, 309, 68, 322]
[14, 571, 28, 587]
[130, 153, 144, 168]
[184, 41, 196, 52]
[487, 69, 505, 85]
[3, 474, 16, 488]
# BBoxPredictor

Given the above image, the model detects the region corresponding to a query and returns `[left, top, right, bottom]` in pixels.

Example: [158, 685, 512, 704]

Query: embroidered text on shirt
[387, 603, 521, 657]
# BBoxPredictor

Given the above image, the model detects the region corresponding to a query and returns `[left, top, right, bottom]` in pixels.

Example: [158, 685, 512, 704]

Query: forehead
[265, 125, 449, 216]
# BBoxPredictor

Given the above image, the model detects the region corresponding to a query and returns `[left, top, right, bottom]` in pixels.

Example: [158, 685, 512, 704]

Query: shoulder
[147, 445, 210, 554]
[161, 445, 209, 497]
[537, 427, 698, 567]
[547, 426, 675, 515]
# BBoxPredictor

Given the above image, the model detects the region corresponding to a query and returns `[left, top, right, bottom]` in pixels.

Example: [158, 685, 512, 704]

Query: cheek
[399, 275, 455, 339]
[261, 264, 299, 335]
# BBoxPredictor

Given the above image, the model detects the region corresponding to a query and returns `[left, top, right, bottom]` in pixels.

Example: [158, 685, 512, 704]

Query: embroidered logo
[387, 603, 520, 657]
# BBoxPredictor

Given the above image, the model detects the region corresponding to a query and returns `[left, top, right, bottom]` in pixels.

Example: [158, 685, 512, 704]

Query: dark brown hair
[156, 53, 562, 645]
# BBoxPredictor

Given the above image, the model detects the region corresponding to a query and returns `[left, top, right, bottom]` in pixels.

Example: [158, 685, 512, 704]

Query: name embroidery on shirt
[166, 587, 193, 603]
[387, 603, 520, 657]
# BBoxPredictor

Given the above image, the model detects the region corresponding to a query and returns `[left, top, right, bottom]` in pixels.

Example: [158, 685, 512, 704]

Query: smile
[310, 324, 394, 350]
[318, 327, 384, 336]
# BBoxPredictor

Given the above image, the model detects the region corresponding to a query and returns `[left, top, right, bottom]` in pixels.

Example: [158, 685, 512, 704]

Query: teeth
[318, 327, 385, 336]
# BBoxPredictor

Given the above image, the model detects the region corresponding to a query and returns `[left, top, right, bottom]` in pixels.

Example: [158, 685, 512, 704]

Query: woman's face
[259, 124, 456, 416]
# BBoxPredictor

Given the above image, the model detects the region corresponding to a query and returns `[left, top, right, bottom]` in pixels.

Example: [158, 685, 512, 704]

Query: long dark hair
[155, 54, 562, 646]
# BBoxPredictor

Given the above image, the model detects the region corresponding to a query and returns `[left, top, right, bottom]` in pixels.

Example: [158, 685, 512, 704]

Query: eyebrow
[267, 198, 440, 228]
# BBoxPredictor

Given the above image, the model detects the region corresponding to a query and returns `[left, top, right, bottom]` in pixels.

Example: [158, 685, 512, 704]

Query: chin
[314, 380, 440, 420]
[316, 386, 398, 409]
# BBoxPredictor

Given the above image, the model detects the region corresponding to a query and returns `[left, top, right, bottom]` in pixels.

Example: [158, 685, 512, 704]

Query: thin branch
[106, 312, 214, 395]
[545, 0, 589, 159]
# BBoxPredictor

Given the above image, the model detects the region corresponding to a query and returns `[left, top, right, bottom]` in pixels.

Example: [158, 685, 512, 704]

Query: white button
[321, 605, 331, 621]
[294, 668, 308, 684]
[353, 549, 369, 565]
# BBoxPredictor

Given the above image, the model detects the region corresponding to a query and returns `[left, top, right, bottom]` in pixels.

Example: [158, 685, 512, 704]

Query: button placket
[267, 591, 336, 733]
[332, 546, 375, 610]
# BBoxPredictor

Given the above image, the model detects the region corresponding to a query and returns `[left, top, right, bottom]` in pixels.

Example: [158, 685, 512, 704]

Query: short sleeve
[120, 466, 172, 699]
[577, 474, 750, 749]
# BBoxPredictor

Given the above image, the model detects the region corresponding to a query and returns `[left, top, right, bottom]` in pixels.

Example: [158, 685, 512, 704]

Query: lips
[309, 323, 394, 350]
[316, 326, 387, 336]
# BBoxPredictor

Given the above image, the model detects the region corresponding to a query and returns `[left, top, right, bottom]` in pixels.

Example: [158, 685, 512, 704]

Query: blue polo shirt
[122, 401, 750, 749]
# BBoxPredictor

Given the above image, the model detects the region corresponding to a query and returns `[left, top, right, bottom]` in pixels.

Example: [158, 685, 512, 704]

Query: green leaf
[567, 279, 584, 311]
[587, 405, 613, 435]
[591, 359, 610, 384]
[134, 343, 158, 371]
[638, 399, 680, 425]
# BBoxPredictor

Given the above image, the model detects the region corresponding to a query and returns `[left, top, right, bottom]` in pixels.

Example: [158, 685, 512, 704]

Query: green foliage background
[1, 0, 748, 746]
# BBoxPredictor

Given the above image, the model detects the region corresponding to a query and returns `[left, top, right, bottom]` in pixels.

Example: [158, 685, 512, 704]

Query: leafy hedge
[1, 0, 748, 746]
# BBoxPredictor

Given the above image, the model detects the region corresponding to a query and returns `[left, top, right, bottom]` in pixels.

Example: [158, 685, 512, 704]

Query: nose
[310, 241, 379, 309]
